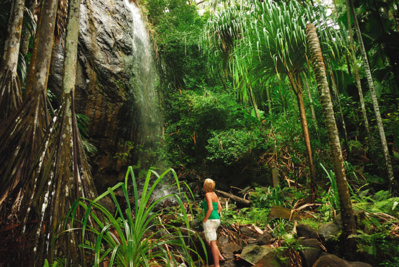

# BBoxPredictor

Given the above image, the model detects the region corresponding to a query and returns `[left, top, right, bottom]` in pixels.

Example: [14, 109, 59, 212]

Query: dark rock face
[49, 0, 141, 192]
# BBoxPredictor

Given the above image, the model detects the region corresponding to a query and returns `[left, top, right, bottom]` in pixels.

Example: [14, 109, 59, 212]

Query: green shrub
[64, 167, 204, 266]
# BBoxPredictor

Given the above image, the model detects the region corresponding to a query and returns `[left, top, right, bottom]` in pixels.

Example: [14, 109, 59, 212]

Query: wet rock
[220, 242, 242, 260]
[296, 224, 319, 239]
[255, 232, 273, 245]
[49, 0, 143, 192]
[298, 238, 322, 267]
[241, 225, 263, 238]
[318, 221, 341, 243]
[253, 249, 280, 267]
[312, 253, 372, 267]
[241, 244, 275, 264]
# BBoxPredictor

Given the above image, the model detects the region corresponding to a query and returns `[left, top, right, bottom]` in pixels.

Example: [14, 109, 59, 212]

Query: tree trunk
[0, 0, 59, 208]
[306, 23, 356, 253]
[327, 63, 350, 158]
[248, 83, 260, 120]
[303, 77, 319, 138]
[25, 0, 59, 96]
[345, 0, 372, 141]
[287, 72, 316, 194]
[0, 0, 24, 119]
[348, 0, 396, 192]
[266, 84, 272, 115]
[21, 0, 98, 265]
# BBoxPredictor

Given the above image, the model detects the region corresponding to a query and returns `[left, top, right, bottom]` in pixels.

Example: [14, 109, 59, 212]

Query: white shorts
[203, 219, 220, 243]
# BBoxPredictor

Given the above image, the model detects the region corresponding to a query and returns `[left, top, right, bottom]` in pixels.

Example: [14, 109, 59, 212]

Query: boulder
[312, 253, 373, 267]
[253, 249, 280, 267]
[220, 242, 242, 260]
[241, 244, 275, 264]
[296, 224, 319, 239]
[255, 232, 273, 245]
[318, 221, 340, 243]
[298, 238, 322, 267]
[240, 225, 263, 238]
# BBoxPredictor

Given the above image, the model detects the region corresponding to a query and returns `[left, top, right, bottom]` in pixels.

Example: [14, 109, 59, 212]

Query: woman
[201, 178, 225, 266]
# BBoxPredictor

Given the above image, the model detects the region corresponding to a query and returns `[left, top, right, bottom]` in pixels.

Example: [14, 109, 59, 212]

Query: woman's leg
[210, 240, 220, 267]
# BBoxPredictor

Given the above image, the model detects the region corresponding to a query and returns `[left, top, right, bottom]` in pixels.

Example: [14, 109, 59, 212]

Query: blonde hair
[203, 178, 216, 192]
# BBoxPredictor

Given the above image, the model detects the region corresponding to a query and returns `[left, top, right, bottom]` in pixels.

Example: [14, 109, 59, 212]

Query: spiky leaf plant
[64, 167, 204, 267]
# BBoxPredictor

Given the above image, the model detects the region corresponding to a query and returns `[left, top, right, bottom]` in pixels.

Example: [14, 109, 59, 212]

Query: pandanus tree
[0, 0, 58, 207]
[18, 0, 98, 264]
[0, 0, 24, 120]
[206, 0, 348, 191]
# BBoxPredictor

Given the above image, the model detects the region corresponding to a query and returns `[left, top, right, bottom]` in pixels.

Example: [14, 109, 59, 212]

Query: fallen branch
[216, 190, 251, 206]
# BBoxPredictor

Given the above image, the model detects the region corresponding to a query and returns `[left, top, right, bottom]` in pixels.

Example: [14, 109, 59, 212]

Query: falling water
[124, 0, 162, 169]
[124, 0, 176, 203]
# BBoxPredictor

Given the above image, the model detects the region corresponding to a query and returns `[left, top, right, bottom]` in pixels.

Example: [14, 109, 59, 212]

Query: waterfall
[124, 0, 162, 170]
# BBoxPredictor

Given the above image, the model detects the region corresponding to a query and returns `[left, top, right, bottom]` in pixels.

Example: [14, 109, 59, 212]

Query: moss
[299, 218, 322, 230]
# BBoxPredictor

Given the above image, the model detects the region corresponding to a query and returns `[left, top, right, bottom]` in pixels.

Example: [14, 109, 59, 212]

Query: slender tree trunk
[288, 72, 316, 194]
[25, 0, 59, 96]
[248, 84, 260, 120]
[348, 0, 396, 191]
[0, 0, 24, 119]
[328, 64, 350, 157]
[306, 23, 356, 253]
[266, 84, 272, 115]
[303, 77, 319, 138]
[345, 0, 372, 141]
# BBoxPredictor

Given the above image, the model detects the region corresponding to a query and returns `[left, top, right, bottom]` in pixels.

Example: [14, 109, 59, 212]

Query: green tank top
[201, 199, 220, 220]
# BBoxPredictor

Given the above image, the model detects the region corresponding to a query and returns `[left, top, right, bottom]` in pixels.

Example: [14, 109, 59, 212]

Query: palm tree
[347, 0, 396, 192]
[0, 0, 24, 120]
[306, 22, 356, 252]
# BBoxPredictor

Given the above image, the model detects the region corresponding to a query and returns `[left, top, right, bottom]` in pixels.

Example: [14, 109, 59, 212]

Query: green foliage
[76, 113, 97, 155]
[299, 218, 322, 231]
[43, 259, 58, 267]
[272, 219, 294, 239]
[350, 222, 399, 266]
[113, 141, 135, 161]
[206, 128, 266, 165]
[64, 167, 202, 266]
[221, 205, 270, 228]
[165, 89, 263, 167]
[320, 163, 340, 211]
[144, 0, 213, 91]
[252, 185, 286, 208]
